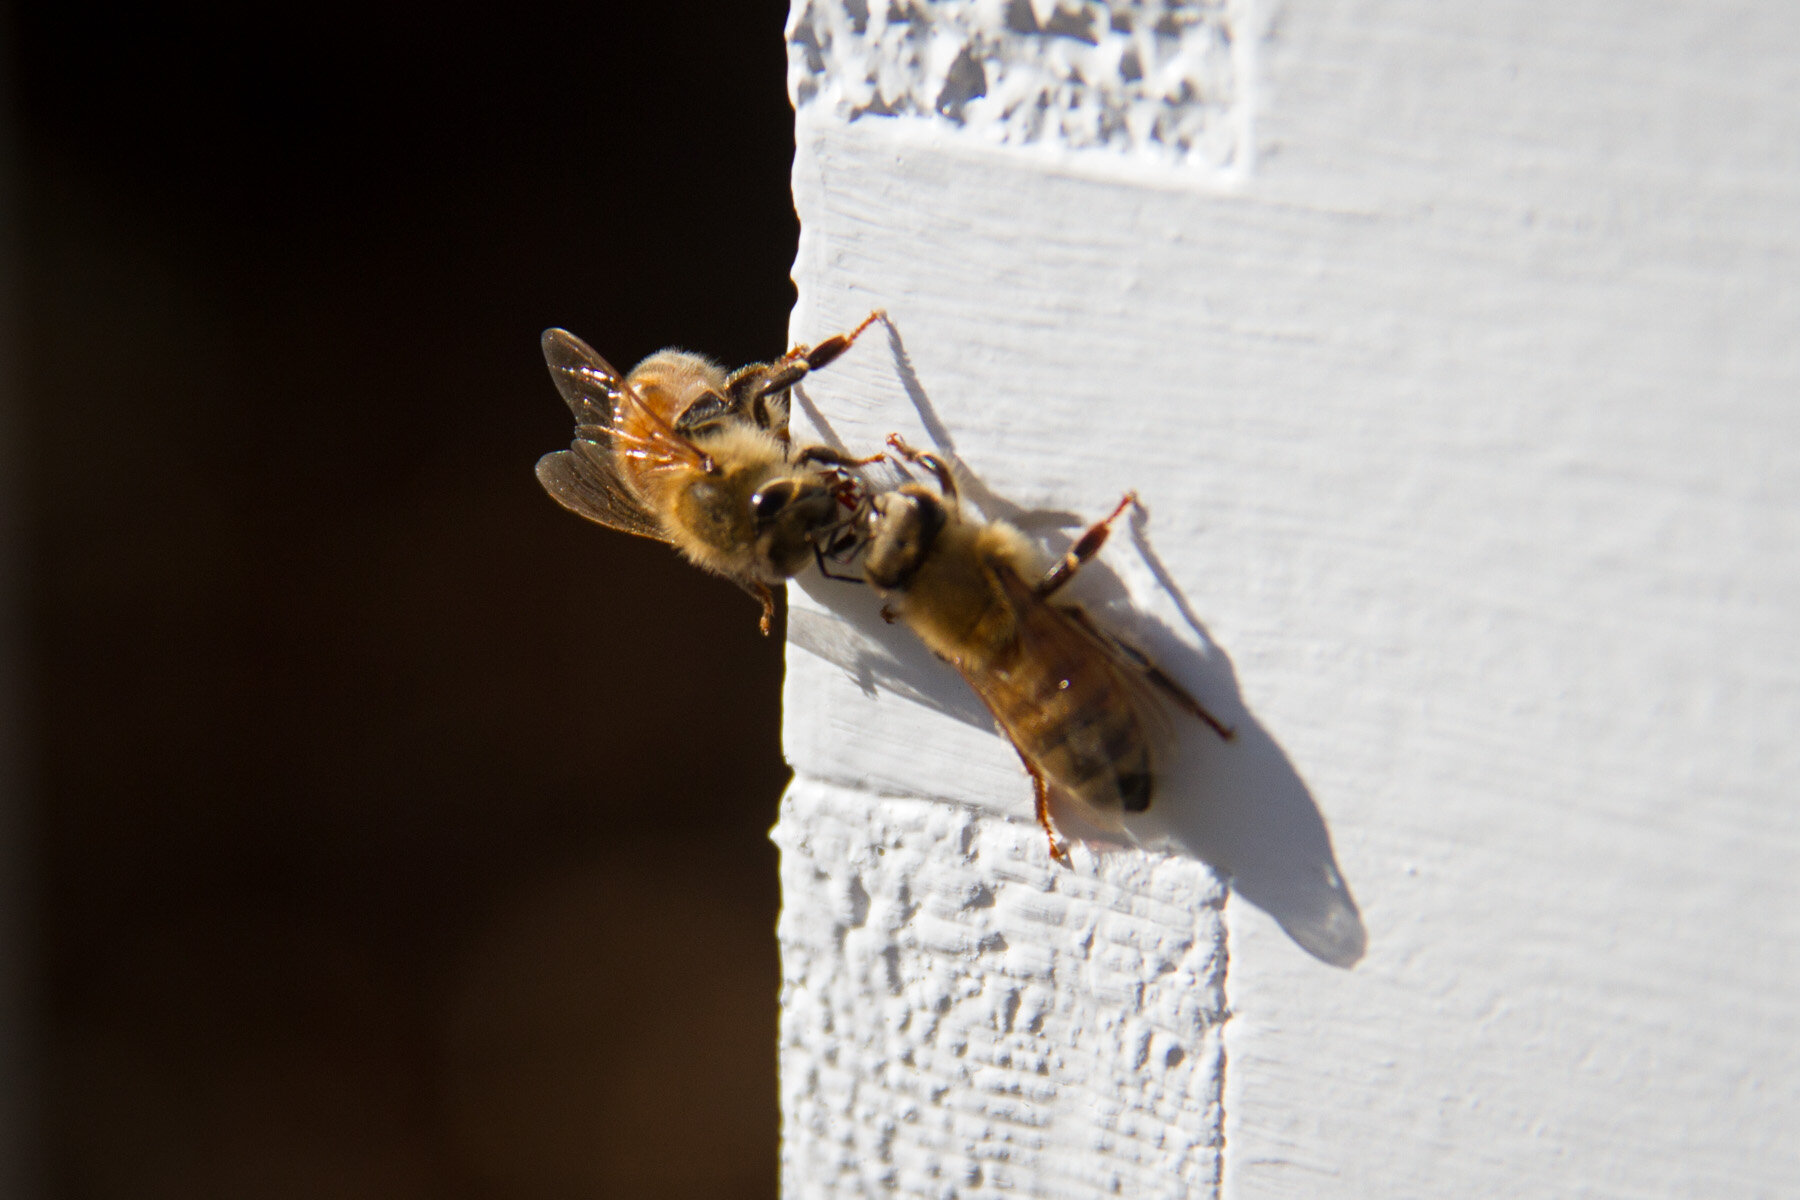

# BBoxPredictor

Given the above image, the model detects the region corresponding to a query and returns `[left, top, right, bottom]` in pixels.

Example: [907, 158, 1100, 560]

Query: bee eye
[752, 482, 795, 522]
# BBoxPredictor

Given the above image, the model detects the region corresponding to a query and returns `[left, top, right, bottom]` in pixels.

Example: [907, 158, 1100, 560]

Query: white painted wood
[777, 1, 1800, 1196]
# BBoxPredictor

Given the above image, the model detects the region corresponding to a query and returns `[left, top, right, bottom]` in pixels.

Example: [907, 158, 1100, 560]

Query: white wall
[776, 1, 1800, 1196]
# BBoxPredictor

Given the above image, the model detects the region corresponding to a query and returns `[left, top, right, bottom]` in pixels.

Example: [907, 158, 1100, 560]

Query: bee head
[749, 476, 839, 577]
[860, 487, 946, 592]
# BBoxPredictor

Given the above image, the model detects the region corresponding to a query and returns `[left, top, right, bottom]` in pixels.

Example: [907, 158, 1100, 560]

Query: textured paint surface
[787, 0, 1249, 171]
[780, 0, 1800, 1196]
[776, 781, 1226, 1196]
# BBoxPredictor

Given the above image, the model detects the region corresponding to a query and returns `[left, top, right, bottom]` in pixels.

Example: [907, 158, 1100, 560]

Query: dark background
[10, 2, 800, 1195]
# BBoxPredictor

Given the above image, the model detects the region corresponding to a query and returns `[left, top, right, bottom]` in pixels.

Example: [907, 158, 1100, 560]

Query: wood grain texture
[779, 0, 1800, 1195]
[776, 781, 1227, 1196]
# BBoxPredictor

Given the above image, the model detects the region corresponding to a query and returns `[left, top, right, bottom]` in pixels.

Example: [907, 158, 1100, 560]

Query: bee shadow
[792, 315, 1365, 967]
[790, 484, 1366, 969]
[794, 318, 1081, 531]
[1116, 515, 1366, 969]
[786, 575, 996, 730]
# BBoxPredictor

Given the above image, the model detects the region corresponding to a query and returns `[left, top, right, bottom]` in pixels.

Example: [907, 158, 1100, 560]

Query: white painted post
[775, 2, 1800, 1197]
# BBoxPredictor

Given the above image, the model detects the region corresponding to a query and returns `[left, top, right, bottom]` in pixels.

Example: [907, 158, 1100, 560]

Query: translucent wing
[541, 327, 712, 477]
[542, 327, 632, 426]
[537, 327, 715, 540]
[994, 565, 1231, 746]
[988, 563, 1171, 736]
[535, 446, 663, 540]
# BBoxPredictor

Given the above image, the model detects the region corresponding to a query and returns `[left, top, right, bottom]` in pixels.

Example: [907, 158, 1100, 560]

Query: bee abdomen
[1021, 666, 1152, 816]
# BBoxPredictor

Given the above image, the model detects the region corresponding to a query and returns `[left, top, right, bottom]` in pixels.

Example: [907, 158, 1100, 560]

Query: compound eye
[752, 482, 795, 523]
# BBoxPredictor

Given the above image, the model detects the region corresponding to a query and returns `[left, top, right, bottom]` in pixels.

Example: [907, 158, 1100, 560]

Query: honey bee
[855, 435, 1234, 865]
[536, 313, 883, 634]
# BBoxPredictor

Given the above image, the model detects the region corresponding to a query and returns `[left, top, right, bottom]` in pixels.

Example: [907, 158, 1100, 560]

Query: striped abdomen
[968, 564, 1154, 821]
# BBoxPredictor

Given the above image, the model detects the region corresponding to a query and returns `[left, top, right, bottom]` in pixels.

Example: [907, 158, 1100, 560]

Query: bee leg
[1117, 646, 1236, 742]
[1060, 604, 1236, 741]
[884, 434, 959, 502]
[1140, 662, 1235, 740]
[879, 605, 899, 625]
[812, 542, 864, 584]
[1028, 767, 1074, 867]
[736, 312, 889, 428]
[793, 445, 886, 470]
[1034, 492, 1138, 600]
[802, 454, 885, 514]
[818, 524, 860, 558]
[735, 579, 778, 637]
[792, 309, 886, 372]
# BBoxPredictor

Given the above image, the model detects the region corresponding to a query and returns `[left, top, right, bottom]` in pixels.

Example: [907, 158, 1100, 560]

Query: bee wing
[1050, 589, 1233, 741]
[984, 562, 1173, 736]
[535, 446, 664, 540]
[542, 327, 632, 425]
[1052, 607, 1173, 735]
[541, 327, 713, 477]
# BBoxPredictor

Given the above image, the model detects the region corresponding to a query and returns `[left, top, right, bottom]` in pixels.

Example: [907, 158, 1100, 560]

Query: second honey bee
[854, 436, 1233, 864]
[537, 313, 883, 634]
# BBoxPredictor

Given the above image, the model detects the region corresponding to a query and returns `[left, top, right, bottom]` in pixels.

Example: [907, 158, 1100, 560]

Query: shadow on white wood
[780, 0, 1800, 1195]
[789, 314, 1365, 968]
